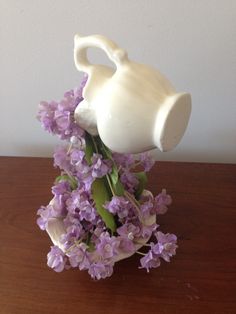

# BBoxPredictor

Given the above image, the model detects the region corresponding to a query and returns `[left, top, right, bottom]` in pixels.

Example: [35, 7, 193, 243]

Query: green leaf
[91, 178, 116, 232]
[110, 165, 119, 185]
[112, 179, 125, 196]
[97, 140, 123, 190]
[87, 242, 95, 252]
[135, 172, 147, 198]
[101, 142, 113, 159]
[55, 175, 67, 183]
[85, 133, 94, 164]
[55, 174, 77, 190]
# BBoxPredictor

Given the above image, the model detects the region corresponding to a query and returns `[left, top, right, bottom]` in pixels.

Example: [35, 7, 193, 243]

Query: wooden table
[0, 157, 236, 314]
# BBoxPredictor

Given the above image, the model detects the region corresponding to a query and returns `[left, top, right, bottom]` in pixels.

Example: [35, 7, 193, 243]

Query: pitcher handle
[74, 34, 128, 73]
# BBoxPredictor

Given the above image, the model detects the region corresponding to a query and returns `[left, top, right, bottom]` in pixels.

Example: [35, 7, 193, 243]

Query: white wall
[1, 0, 236, 163]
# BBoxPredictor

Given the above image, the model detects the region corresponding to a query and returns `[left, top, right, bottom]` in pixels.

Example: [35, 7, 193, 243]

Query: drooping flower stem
[67, 142, 73, 154]
[124, 190, 144, 223]
[90, 135, 99, 154]
[64, 239, 84, 255]
[89, 134, 117, 197]
[125, 190, 141, 208]
[136, 251, 146, 256]
[105, 174, 116, 196]
[134, 242, 151, 247]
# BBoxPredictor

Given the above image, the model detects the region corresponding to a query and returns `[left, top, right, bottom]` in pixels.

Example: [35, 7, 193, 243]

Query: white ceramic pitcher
[74, 34, 191, 153]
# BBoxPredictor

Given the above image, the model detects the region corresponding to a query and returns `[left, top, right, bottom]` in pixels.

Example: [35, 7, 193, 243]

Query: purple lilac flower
[51, 181, 71, 217]
[37, 205, 53, 230]
[139, 223, 158, 239]
[47, 245, 67, 272]
[73, 74, 88, 102]
[61, 214, 86, 249]
[53, 146, 74, 174]
[37, 101, 57, 132]
[91, 153, 111, 178]
[112, 152, 135, 170]
[66, 188, 89, 214]
[37, 77, 87, 140]
[138, 152, 155, 172]
[70, 135, 86, 150]
[77, 166, 94, 190]
[79, 200, 97, 223]
[63, 83, 85, 106]
[52, 181, 71, 196]
[66, 188, 97, 223]
[140, 231, 177, 272]
[63, 89, 75, 100]
[118, 216, 157, 240]
[71, 149, 93, 187]
[104, 196, 133, 219]
[96, 232, 120, 259]
[88, 261, 114, 280]
[154, 189, 172, 215]
[70, 148, 86, 166]
[54, 106, 71, 133]
[120, 171, 139, 194]
[91, 220, 106, 243]
[140, 249, 161, 272]
[37, 196, 67, 230]
[117, 222, 141, 239]
[50, 195, 68, 216]
[81, 221, 96, 234]
[140, 196, 154, 218]
[37, 98, 84, 140]
[152, 231, 177, 262]
[60, 223, 85, 250]
[63, 213, 83, 229]
[53, 146, 95, 190]
[92, 226, 104, 238]
[73, 152, 94, 190]
[67, 242, 89, 269]
[63, 83, 84, 109]
[118, 236, 136, 253]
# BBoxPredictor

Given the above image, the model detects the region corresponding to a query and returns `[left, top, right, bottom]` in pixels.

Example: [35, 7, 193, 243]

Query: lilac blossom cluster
[37, 76, 177, 280]
[37, 75, 87, 140]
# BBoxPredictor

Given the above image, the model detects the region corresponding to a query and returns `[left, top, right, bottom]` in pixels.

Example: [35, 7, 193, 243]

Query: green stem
[124, 191, 144, 223]
[131, 161, 142, 169]
[106, 174, 116, 196]
[64, 239, 84, 254]
[86, 232, 92, 246]
[125, 190, 141, 207]
[90, 135, 117, 197]
[90, 135, 99, 153]
[64, 170, 78, 190]
[100, 140, 120, 170]
[136, 251, 146, 256]
[67, 142, 73, 154]
[134, 242, 151, 247]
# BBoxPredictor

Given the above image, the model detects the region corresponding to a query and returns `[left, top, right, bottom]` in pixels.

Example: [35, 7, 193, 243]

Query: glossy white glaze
[74, 34, 191, 153]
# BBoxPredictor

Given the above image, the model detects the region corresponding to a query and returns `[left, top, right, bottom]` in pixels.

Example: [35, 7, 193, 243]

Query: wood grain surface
[0, 157, 236, 314]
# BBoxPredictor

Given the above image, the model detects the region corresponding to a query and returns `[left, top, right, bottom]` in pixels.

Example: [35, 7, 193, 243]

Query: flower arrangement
[37, 76, 177, 280]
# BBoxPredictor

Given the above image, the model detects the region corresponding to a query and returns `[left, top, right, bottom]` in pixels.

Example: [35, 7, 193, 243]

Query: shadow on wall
[151, 125, 236, 164]
[8, 126, 236, 164]
[8, 145, 236, 164]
